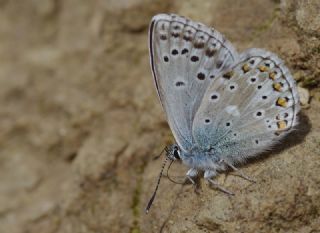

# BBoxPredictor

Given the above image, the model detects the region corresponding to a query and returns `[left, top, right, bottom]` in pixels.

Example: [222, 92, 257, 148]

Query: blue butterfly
[146, 14, 300, 213]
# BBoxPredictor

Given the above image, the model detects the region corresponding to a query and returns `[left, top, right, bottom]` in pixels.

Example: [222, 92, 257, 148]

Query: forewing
[192, 48, 300, 163]
[149, 14, 239, 151]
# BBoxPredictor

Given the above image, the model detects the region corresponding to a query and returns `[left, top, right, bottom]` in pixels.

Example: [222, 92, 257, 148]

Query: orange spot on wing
[276, 97, 288, 107]
[277, 120, 287, 130]
[242, 64, 250, 73]
[269, 72, 276, 80]
[259, 65, 269, 72]
[273, 83, 283, 92]
[223, 71, 234, 79]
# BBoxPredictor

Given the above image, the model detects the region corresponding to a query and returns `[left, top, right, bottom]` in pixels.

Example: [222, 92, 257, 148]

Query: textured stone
[295, 0, 320, 35]
[298, 86, 310, 106]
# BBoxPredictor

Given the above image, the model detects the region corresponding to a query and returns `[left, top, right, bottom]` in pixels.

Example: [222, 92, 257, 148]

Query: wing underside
[192, 48, 300, 164]
[149, 14, 239, 151]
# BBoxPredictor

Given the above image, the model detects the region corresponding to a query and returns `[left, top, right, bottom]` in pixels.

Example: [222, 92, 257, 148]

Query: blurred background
[0, 0, 319, 233]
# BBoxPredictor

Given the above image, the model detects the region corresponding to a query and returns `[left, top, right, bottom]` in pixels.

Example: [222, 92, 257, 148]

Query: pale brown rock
[0, 1, 319, 233]
[298, 86, 310, 106]
[295, 0, 320, 36]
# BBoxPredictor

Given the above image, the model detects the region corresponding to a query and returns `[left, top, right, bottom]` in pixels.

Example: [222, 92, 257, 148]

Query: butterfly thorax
[166, 144, 224, 171]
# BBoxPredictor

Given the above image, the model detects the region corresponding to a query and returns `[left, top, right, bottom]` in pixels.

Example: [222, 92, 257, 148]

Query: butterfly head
[165, 144, 181, 161]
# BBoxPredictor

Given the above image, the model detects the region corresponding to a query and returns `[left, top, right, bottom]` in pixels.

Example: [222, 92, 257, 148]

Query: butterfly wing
[192, 48, 300, 163]
[149, 14, 239, 151]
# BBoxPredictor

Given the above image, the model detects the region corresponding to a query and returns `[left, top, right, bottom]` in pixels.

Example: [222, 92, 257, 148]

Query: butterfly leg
[186, 168, 198, 185]
[204, 170, 234, 195]
[221, 160, 256, 183]
[186, 168, 201, 194]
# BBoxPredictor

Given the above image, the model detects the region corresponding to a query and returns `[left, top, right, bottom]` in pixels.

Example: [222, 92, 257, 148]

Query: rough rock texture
[0, 0, 319, 233]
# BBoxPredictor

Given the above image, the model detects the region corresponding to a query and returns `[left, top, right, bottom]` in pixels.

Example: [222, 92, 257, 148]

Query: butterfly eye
[173, 148, 180, 159]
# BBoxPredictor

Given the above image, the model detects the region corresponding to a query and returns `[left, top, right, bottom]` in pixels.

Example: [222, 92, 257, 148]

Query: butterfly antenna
[166, 160, 185, 184]
[145, 155, 169, 214]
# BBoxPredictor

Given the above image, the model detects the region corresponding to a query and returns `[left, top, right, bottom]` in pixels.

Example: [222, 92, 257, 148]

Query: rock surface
[0, 0, 319, 233]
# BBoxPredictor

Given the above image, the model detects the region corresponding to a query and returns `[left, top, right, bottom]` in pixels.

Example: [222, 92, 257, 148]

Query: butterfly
[145, 14, 300, 213]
